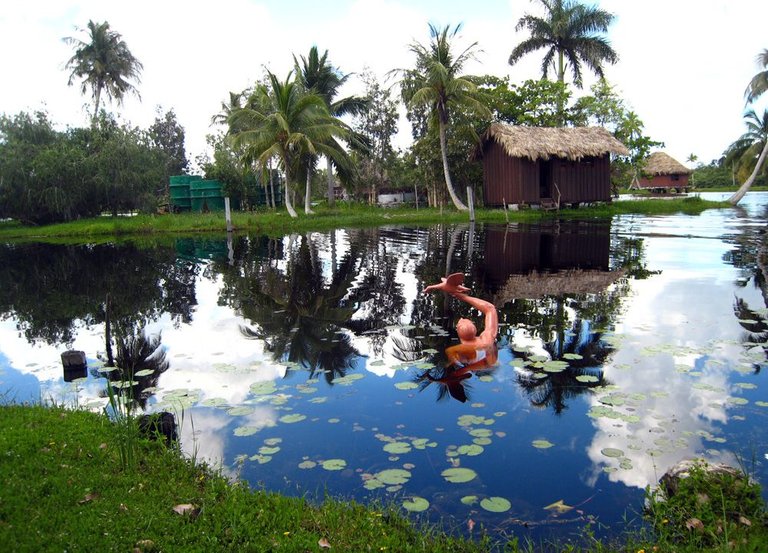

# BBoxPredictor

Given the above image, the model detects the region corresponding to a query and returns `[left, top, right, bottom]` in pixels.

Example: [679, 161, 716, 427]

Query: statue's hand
[424, 273, 469, 294]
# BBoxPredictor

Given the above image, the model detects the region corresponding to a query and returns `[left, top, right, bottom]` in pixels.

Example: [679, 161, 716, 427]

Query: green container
[169, 175, 194, 211]
[190, 179, 225, 211]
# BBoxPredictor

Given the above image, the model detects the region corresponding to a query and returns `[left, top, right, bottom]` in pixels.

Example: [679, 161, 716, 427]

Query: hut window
[672, 174, 680, 181]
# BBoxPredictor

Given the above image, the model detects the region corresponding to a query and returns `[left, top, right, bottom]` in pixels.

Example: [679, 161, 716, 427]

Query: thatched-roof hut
[636, 152, 691, 191]
[477, 123, 629, 208]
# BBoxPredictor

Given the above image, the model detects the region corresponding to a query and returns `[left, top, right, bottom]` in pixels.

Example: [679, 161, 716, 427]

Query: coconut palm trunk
[305, 168, 314, 214]
[438, 120, 467, 210]
[326, 157, 335, 207]
[729, 139, 768, 205]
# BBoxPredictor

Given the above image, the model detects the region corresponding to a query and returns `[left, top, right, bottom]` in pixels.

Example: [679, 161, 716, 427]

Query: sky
[2, 0, 767, 170]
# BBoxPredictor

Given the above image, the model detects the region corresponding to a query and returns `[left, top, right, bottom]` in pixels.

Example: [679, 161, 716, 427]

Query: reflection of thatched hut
[476, 123, 629, 208]
[494, 268, 626, 304]
[636, 152, 691, 191]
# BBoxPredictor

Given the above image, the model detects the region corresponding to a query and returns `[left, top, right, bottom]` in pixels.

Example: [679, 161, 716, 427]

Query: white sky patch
[2, 1, 766, 171]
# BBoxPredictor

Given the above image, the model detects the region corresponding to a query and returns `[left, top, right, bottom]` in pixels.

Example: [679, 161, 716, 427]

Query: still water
[2, 192, 767, 544]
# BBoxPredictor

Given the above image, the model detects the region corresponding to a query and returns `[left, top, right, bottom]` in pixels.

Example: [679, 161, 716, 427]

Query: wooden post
[224, 197, 233, 232]
[467, 186, 475, 222]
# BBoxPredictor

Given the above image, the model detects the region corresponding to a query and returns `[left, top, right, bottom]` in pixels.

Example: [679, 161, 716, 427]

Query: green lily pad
[279, 413, 306, 424]
[395, 381, 419, 390]
[441, 467, 477, 483]
[259, 446, 280, 455]
[576, 375, 599, 383]
[201, 397, 229, 408]
[308, 397, 328, 404]
[601, 447, 624, 458]
[233, 426, 260, 436]
[249, 454, 272, 464]
[321, 459, 347, 471]
[375, 469, 411, 485]
[402, 497, 430, 512]
[383, 442, 412, 454]
[331, 374, 364, 386]
[532, 439, 554, 449]
[458, 444, 484, 456]
[298, 460, 316, 469]
[563, 353, 583, 360]
[461, 495, 478, 505]
[227, 406, 255, 416]
[134, 369, 155, 377]
[250, 381, 277, 395]
[363, 479, 385, 490]
[469, 428, 493, 438]
[480, 497, 511, 513]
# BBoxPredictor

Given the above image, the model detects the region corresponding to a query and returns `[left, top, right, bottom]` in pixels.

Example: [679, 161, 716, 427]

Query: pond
[2, 192, 768, 545]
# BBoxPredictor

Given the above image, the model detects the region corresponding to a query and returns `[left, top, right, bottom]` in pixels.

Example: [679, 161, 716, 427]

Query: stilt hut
[636, 152, 691, 192]
[477, 123, 629, 209]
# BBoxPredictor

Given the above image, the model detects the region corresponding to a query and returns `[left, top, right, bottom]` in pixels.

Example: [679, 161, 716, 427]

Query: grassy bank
[2, 404, 765, 552]
[0, 196, 729, 241]
[0, 404, 488, 552]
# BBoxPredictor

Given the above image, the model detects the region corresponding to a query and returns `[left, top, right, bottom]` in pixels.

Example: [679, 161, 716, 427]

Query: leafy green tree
[480, 76, 573, 127]
[725, 109, 768, 198]
[294, 46, 369, 208]
[509, 0, 617, 123]
[63, 20, 143, 124]
[729, 48, 768, 205]
[227, 71, 353, 218]
[148, 107, 188, 193]
[353, 70, 399, 203]
[398, 23, 490, 211]
[509, 0, 618, 87]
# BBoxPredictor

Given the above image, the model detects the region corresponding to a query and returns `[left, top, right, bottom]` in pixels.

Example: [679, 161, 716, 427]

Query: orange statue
[420, 273, 499, 401]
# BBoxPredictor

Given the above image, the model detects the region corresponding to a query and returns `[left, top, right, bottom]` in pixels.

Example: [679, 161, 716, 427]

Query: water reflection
[3, 203, 768, 543]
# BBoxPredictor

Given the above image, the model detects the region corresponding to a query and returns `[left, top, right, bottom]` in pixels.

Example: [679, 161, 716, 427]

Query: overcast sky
[2, 0, 766, 169]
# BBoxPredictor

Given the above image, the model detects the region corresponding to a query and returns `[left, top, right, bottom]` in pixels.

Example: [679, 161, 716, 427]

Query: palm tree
[63, 20, 143, 125]
[730, 49, 768, 205]
[399, 24, 490, 211]
[227, 71, 353, 218]
[727, 109, 768, 205]
[745, 49, 768, 105]
[508, 0, 618, 88]
[294, 46, 369, 208]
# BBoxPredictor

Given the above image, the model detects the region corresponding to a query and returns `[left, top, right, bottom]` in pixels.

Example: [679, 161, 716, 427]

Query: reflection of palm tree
[733, 297, 767, 374]
[516, 365, 604, 414]
[103, 326, 169, 411]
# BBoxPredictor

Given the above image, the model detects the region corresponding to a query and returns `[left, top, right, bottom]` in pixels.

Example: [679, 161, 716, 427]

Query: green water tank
[190, 179, 225, 211]
[169, 175, 191, 211]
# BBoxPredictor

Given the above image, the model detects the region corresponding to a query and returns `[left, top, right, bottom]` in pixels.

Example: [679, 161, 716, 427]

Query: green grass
[0, 404, 489, 552]
[0, 197, 731, 242]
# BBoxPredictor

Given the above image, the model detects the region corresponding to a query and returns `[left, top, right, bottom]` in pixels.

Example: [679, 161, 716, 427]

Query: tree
[398, 23, 490, 211]
[730, 48, 768, 205]
[294, 46, 368, 209]
[508, 0, 617, 124]
[63, 20, 143, 125]
[353, 70, 399, 203]
[726, 109, 768, 203]
[509, 0, 618, 87]
[227, 71, 352, 218]
[148, 108, 188, 197]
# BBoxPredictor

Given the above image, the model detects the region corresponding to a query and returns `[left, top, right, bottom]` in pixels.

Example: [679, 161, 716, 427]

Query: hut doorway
[539, 161, 553, 200]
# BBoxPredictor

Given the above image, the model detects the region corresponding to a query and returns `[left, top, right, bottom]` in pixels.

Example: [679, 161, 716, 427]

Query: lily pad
[383, 442, 412, 454]
[298, 460, 317, 469]
[480, 497, 511, 513]
[375, 469, 412, 485]
[249, 454, 272, 464]
[601, 447, 624, 458]
[532, 439, 555, 449]
[134, 369, 155, 377]
[250, 381, 277, 395]
[457, 444, 484, 456]
[395, 381, 419, 390]
[331, 374, 365, 386]
[259, 446, 280, 455]
[233, 426, 260, 436]
[441, 467, 477, 483]
[279, 413, 306, 424]
[402, 497, 430, 512]
[576, 375, 599, 383]
[321, 459, 347, 471]
[227, 406, 255, 416]
[461, 495, 478, 505]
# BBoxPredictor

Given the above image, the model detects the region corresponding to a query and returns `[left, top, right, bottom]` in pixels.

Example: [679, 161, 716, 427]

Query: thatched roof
[494, 269, 626, 303]
[643, 152, 691, 175]
[481, 123, 630, 162]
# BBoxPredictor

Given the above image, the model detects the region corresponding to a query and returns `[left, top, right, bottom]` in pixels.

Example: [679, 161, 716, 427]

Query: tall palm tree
[294, 46, 369, 209]
[400, 23, 490, 211]
[63, 20, 143, 125]
[727, 109, 768, 205]
[227, 71, 353, 218]
[730, 49, 768, 205]
[508, 0, 618, 88]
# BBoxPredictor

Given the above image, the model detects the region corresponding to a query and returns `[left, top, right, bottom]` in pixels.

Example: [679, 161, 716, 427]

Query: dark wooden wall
[481, 141, 612, 206]
[637, 174, 690, 189]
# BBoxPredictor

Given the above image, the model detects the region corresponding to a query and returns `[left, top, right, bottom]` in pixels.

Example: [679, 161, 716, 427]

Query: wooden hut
[636, 152, 691, 192]
[477, 123, 629, 209]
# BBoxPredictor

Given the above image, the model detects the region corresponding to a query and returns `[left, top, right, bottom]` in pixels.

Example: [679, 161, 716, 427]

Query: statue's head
[456, 318, 477, 342]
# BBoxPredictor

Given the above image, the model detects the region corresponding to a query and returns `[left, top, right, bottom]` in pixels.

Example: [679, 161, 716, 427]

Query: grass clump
[0, 404, 488, 552]
[644, 459, 768, 552]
